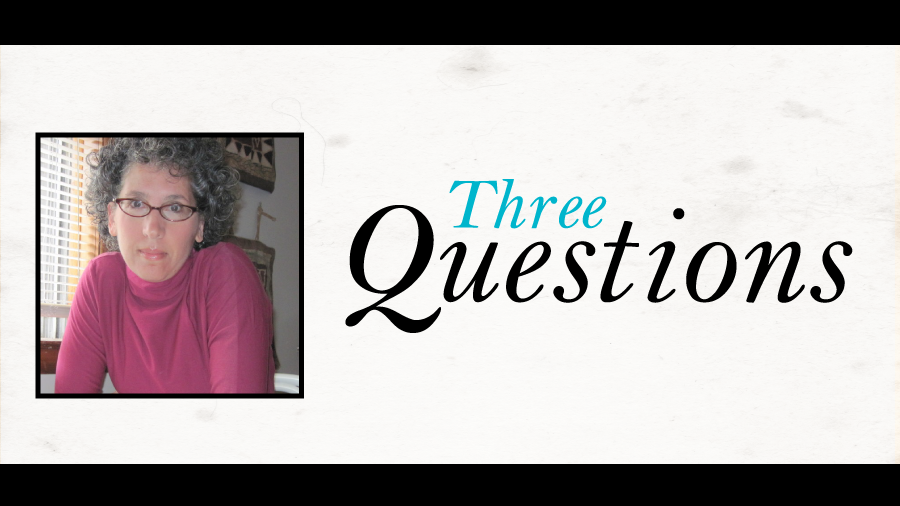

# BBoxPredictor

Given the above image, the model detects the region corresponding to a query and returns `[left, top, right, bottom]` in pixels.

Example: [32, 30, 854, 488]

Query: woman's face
[108, 163, 204, 283]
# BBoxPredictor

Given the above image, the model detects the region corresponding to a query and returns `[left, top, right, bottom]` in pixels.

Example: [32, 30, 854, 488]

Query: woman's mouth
[139, 249, 167, 261]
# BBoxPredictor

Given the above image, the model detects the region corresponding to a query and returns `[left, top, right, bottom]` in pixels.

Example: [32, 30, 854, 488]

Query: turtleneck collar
[125, 250, 195, 303]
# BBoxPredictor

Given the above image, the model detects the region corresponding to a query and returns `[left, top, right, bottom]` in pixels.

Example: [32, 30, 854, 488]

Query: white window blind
[40, 137, 102, 340]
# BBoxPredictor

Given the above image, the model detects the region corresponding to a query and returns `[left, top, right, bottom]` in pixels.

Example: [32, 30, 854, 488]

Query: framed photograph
[219, 137, 276, 192]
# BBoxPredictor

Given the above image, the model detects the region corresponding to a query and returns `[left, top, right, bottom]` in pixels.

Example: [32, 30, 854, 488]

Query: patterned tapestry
[220, 137, 276, 193]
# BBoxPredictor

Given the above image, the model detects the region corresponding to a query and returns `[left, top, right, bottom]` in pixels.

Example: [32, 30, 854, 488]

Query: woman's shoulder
[197, 241, 254, 265]
[193, 241, 269, 302]
[74, 252, 126, 296]
[194, 242, 259, 281]
[91, 251, 124, 264]
[84, 251, 126, 277]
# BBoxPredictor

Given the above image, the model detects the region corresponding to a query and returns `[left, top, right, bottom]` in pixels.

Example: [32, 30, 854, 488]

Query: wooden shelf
[40, 340, 61, 374]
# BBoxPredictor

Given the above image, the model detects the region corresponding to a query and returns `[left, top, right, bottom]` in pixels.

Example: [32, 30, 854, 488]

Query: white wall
[231, 137, 301, 376]
[41, 373, 115, 394]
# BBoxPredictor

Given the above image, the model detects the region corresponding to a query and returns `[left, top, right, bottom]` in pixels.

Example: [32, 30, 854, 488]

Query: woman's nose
[142, 210, 166, 238]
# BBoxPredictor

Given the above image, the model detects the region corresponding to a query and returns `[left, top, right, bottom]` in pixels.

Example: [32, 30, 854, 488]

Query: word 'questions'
[346, 180, 851, 333]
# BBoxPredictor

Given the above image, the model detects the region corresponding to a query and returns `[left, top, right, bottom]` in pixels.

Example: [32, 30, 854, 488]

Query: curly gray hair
[85, 138, 241, 252]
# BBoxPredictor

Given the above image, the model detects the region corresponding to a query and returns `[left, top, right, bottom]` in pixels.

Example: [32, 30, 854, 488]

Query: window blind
[39, 137, 102, 339]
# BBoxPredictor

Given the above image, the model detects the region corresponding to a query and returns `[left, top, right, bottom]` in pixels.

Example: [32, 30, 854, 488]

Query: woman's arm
[55, 261, 107, 394]
[205, 243, 275, 393]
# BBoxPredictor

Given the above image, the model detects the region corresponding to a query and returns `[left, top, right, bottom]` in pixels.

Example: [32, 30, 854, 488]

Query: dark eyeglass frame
[114, 198, 200, 222]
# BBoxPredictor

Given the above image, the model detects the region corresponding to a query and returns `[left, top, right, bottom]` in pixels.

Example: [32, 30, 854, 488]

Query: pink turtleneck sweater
[55, 242, 275, 394]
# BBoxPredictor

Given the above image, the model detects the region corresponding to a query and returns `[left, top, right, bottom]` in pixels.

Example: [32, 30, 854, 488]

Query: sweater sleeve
[205, 244, 275, 393]
[55, 259, 107, 394]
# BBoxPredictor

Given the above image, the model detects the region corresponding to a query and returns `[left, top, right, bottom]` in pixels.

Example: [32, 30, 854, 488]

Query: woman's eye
[167, 204, 183, 212]
[129, 200, 145, 208]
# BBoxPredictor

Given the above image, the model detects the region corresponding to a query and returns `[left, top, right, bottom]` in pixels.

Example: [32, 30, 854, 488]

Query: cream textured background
[1, 45, 896, 463]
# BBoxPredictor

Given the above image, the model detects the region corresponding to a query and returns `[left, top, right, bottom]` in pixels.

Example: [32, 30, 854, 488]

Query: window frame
[39, 137, 105, 373]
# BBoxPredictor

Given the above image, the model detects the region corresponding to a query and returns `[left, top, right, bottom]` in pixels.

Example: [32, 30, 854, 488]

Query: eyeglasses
[114, 198, 199, 222]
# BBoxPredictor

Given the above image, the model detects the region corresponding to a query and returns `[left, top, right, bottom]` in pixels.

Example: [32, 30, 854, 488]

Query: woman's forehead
[120, 163, 193, 201]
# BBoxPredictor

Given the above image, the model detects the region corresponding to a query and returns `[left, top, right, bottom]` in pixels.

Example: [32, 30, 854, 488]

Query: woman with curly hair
[55, 138, 275, 393]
